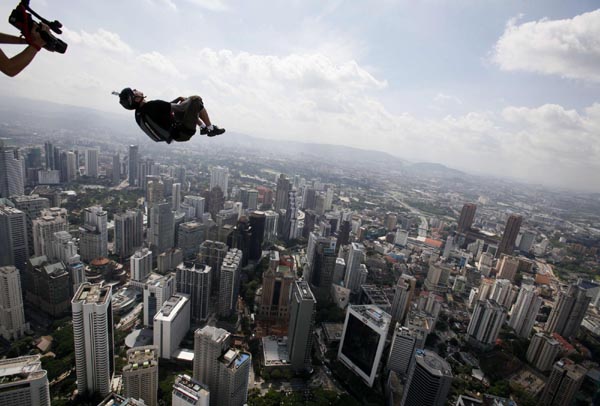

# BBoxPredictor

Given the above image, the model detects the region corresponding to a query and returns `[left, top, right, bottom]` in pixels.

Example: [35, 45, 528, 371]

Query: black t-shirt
[135, 100, 172, 132]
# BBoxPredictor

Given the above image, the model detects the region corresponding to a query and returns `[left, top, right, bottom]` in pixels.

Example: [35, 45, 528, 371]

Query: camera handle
[19, 0, 62, 34]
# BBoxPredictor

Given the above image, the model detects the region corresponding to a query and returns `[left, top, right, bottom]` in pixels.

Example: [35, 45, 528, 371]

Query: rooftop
[219, 349, 251, 370]
[322, 322, 344, 343]
[415, 349, 452, 377]
[73, 283, 111, 304]
[0, 355, 46, 386]
[125, 346, 158, 370]
[173, 374, 209, 400]
[156, 294, 189, 320]
[262, 336, 290, 367]
[98, 393, 147, 406]
[296, 280, 316, 301]
[350, 305, 391, 329]
[196, 325, 230, 344]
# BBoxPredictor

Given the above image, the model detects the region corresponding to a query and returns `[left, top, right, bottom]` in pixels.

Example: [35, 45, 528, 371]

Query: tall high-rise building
[0, 206, 29, 271]
[0, 355, 50, 406]
[23, 257, 70, 318]
[128, 145, 139, 186]
[178, 221, 206, 260]
[218, 249, 242, 317]
[457, 203, 477, 233]
[147, 179, 165, 206]
[467, 299, 506, 349]
[198, 240, 228, 291]
[79, 206, 108, 262]
[85, 149, 98, 178]
[122, 346, 159, 406]
[11, 195, 49, 257]
[71, 283, 114, 397]
[248, 211, 266, 262]
[0, 141, 25, 198]
[400, 349, 453, 406]
[343, 242, 366, 294]
[539, 359, 587, 406]
[50, 231, 78, 264]
[387, 324, 426, 377]
[497, 214, 522, 257]
[390, 274, 417, 327]
[281, 190, 298, 241]
[546, 282, 592, 338]
[64, 151, 77, 183]
[44, 141, 55, 170]
[176, 262, 212, 322]
[509, 284, 542, 338]
[489, 278, 517, 309]
[209, 166, 229, 198]
[181, 195, 205, 220]
[114, 209, 144, 259]
[526, 332, 561, 372]
[287, 281, 316, 373]
[0, 266, 28, 341]
[130, 248, 153, 282]
[172, 183, 182, 211]
[263, 210, 278, 243]
[154, 294, 191, 360]
[193, 326, 251, 406]
[259, 252, 295, 322]
[338, 305, 391, 387]
[497, 255, 519, 282]
[239, 188, 258, 210]
[274, 174, 291, 212]
[172, 374, 210, 406]
[148, 201, 174, 255]
[308, 238, 337, 301]
[112, 153, 121, 185]
[143, 273, 175, 327]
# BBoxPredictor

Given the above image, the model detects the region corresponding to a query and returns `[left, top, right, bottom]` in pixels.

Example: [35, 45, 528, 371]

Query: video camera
[9, 0, 67, 54]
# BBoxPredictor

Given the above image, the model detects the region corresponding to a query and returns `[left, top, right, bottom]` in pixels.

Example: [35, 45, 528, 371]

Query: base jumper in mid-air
[116, 88, 225, 143]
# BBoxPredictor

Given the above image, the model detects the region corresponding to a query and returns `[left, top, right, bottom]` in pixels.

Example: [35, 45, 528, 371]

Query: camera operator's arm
[0, 32, 27, 44]
[0, 28, 46, 77]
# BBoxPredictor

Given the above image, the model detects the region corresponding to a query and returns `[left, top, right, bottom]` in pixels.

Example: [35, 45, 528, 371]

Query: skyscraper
[198, 240, 229, 291]
[148, 201, 175, 255]
[539, 359, 587, 406]
[122, 346, 159, 406]
[85, 149, 98, 178]
[178, 221, 206, 260]
[287, 281, 316, 373]
[128, 145, 139, 186]
[308, 238, 337, 301]
[509, 284, 542, 338]
[71, 283, 114, 397]
[181, 195, 205, 220]
[11, 194, 49, 257]
[218, 249, 242, 317]
[0, 206, 29, 271]
[457, 203, 476, 233]
[172, 374, 210, 406]
[130, 248, 153, 282]
[387, 324, 426, 377]
[338, 305, 391, 387]
[0, 266, 28, 341]
[343, 242, 366, 294]
[143, 273, 175, 327]
[172, 183, 182, 211]
[23, 257, 70, 318]
[154, 294, 191, 360]
[79, 206, 108, 262]
[467, 299, 507, 349]
[497, 255, 519, 282]
[44, 141, 55, 170]
[400, 349, 453, 406]
[176, 262, 212, 322]
[248, 211, 266, 261]
[259, 252, 295, 323]
[497, 214, 522, 257]
[390, 274, 417, 327]
[0, 355, 50, 406]
[112, 153, 121, 185]
[209, 166, 229, 198]
[31, 207, 69, 257]
[0, 141, 25, 198]
[274, 174, 291, 212]
[114, 209, 144, 259]
[546, 282, 592, 338]
[193, 326, 251, 406]
[489, 278, 517, 309]
[526, 332, 561, 372]
[281, 190, 298, 241]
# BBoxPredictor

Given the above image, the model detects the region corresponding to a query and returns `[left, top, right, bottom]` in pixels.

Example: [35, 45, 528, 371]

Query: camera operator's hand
[29, 23, 48, 50]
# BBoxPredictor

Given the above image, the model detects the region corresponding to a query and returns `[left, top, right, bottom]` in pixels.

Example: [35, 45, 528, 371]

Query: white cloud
[63, 28, 133, 54]
[137, 52, 183, 77]
[185, 0, 229, 12]
[492, 9, 600, 82]
[433, 93, 463, 105]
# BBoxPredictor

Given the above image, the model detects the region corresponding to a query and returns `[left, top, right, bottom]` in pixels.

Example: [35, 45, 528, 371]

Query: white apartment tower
[131, 248, 153, 282]
[218, 248, 242, 317]
[509, 284, 542, 338]
[114, 209, 144, 259]
[0, 266, 28, 341]
[153, 294, 191, 360]
[343, 242, 366, 294]
[71, 283, 114, 397]
[467, 299, 507, 349]
[85, 148, 98, 178]
[0, 141, 24, 198]
[209, 166, 229, 198]
[149, 201, 175, 255]
[0, 355, 50, 406]
[176, 261, 212, 322]
[79, 206, 108, 262]
[32, 207, 68, 258]
[144, 273, 176, 327]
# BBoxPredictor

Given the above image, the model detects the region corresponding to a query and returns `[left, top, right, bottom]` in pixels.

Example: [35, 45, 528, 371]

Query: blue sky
[1, 0, 599, 191]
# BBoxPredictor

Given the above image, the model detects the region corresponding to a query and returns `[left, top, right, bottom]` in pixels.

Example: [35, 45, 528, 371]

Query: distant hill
[405, 162, 465, 178]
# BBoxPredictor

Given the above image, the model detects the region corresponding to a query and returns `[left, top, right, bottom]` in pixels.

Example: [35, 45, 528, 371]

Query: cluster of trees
[248, 388, 360, 406]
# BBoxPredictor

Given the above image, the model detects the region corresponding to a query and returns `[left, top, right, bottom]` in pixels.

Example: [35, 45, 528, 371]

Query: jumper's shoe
[205, 125, 225, 137]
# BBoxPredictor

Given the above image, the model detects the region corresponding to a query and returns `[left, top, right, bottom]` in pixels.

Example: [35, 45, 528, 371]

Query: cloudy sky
[1, 1, 599, 191]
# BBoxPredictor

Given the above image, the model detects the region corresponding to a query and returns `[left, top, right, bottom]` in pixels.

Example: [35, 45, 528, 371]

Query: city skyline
[0, 2, 599, 190]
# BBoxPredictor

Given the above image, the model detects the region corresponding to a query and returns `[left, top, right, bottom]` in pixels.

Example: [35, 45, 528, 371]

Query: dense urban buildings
[0, 355, 50, 406]
[400, 349, 453, 406]
[122, 346, 159, 406]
